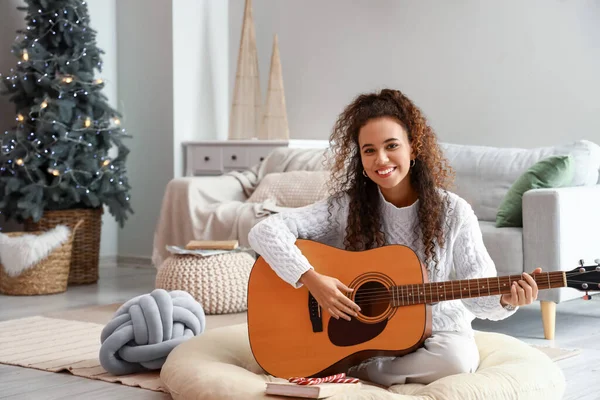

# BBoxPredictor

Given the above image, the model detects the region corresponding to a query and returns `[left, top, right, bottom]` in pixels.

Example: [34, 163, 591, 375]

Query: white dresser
[182, 139, 329, 176]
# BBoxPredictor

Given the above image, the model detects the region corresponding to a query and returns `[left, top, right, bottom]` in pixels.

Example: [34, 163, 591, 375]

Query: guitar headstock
[565, 259, 600, 292]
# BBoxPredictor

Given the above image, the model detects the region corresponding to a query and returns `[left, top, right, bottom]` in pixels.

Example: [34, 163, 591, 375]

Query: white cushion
[440, 140, 600, 221]
[479, 221, 523, 276]
[161, 323, 565, 400]
[247, 170, 329, 208]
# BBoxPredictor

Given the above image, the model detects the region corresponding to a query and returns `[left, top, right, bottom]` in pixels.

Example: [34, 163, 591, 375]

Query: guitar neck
[391, 271, 567, 306]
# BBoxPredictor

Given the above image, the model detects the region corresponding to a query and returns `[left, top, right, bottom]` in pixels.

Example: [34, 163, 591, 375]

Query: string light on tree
[0, 0, 133, 227]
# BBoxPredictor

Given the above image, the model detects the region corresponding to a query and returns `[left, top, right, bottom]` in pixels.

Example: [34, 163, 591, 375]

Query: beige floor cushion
[161, 323, 566, 400]
[155, 252, 255, 314]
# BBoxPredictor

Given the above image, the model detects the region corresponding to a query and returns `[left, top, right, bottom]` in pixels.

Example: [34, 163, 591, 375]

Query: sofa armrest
[152, 175, 247, 268]
[523, 185, 600, 303]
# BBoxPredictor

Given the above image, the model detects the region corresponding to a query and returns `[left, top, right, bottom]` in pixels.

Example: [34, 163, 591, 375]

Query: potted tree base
[25, 208, 103, 285]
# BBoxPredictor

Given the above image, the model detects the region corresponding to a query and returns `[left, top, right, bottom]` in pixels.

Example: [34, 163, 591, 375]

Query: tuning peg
[579, 259, 585, 267]
[595, 258, 600, 265]
[583, 291, 594, 300]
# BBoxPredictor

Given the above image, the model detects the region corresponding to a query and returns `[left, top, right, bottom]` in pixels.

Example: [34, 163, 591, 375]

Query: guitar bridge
[308, 293, 323, 332]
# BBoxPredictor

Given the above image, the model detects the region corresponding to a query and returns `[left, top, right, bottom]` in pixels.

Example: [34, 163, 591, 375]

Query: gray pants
[347, 331, 480, 387]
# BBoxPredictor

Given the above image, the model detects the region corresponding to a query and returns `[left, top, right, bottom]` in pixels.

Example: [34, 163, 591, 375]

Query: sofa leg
[540, 301, 556, 340]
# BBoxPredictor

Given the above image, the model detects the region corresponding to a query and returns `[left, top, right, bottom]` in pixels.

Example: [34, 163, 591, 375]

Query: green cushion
[495, 155, 575, 227]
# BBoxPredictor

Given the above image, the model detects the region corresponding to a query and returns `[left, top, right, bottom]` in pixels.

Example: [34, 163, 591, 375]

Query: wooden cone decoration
[259, 34, 289, 140]
[229, 0, 262, 140]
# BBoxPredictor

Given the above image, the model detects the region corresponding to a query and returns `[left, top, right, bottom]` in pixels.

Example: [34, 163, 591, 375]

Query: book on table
[184, 240, 239, 250]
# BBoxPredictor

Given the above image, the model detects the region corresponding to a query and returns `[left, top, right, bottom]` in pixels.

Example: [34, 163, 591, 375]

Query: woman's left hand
[500, 268, 542, 308]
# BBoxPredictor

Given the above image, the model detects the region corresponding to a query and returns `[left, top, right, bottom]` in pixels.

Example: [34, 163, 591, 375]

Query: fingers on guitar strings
[339, 295, 361, 313]
[516, 282, 526, 304]
[333, 299, 356, 320]
[328, 308, 341, 320]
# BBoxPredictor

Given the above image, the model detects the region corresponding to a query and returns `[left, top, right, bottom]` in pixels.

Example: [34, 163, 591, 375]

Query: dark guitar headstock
[565, 259, 600, 294]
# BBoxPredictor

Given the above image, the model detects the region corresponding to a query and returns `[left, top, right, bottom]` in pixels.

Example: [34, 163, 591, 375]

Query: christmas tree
[0, 0, 133, 227]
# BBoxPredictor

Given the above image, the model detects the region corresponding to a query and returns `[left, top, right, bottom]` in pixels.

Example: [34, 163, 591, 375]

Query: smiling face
[358, 116, 415, 199]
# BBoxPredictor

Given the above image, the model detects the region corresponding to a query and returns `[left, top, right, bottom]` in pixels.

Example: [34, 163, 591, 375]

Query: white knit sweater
[247, 188, 517, 333]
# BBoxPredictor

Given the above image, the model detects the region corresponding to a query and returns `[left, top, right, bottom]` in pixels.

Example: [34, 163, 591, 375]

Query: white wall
[87, 0, 118, 258]
[229, 0, 600, 148]
[115, 0, 174, 259]
[115, 0, 229, 259]
[173, 0, 229, 177]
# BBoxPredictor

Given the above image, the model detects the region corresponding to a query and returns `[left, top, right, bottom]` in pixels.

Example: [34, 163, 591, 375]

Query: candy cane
[288, 373, 360, 385]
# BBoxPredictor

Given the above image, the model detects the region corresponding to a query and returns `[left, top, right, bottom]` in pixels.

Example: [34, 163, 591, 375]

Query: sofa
[153, 139, 600, 340]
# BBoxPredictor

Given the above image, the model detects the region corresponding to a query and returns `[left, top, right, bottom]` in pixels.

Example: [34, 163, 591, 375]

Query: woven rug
[0, 316, 167, 392]
[0, 307, 580, 393]
[0, 306, 247, 393]
[43, 302, 247, 329]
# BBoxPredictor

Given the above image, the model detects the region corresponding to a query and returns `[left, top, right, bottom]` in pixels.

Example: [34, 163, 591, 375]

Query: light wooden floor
[0, 262, 170, 400]
[1, 262, 599, 399]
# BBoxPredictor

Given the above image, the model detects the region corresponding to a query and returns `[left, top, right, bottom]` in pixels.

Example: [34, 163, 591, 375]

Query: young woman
[247, 88, 540, 386]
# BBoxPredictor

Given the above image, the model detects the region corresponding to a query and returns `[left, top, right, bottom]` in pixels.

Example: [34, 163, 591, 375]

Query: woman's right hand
[299, 269, 361, 321]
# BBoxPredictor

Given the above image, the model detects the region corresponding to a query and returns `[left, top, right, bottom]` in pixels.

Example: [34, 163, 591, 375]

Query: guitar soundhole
[355, 281, 389, 318]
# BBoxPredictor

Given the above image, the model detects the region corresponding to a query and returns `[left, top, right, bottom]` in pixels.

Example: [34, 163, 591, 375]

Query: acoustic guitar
[247, 239, 600, 379]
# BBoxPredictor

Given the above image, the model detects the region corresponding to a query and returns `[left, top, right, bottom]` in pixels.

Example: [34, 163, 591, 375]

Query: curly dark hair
[326, 88, 455, 272]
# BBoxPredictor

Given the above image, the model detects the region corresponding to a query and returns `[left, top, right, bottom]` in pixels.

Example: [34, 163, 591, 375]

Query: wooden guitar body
[247, 239, 432, 379]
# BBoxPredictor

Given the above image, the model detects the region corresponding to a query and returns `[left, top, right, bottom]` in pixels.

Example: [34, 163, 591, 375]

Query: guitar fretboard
[389, 272, 566, 306]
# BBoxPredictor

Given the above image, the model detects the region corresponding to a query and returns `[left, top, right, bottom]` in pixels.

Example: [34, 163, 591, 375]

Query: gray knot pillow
[99, 289, 206, 376]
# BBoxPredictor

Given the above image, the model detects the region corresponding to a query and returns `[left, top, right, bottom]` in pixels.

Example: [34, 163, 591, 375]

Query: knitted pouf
[155, 252, 255, 314]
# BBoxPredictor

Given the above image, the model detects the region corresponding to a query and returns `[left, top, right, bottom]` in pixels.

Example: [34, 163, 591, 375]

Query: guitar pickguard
[327, 317, 387, 347]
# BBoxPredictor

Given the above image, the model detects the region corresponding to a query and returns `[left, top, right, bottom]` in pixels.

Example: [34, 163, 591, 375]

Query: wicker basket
[0, 220, 83, 295]
[24, 208, 103, 285]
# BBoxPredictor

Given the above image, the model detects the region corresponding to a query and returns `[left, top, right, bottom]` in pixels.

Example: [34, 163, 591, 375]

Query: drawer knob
[204, 156, 210, 162]
[231, 155, 237, 161]
[260, 157, 264, 162]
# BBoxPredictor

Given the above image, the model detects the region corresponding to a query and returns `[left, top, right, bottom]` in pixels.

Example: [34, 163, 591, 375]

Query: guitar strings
[347, 278, 595, 307]
[343, 271, 597, 306]
[340, 270, 599, 306]
[349, 275, 560, 297]
[345, 270, 597, 298]
[350, 276, 567, 301]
